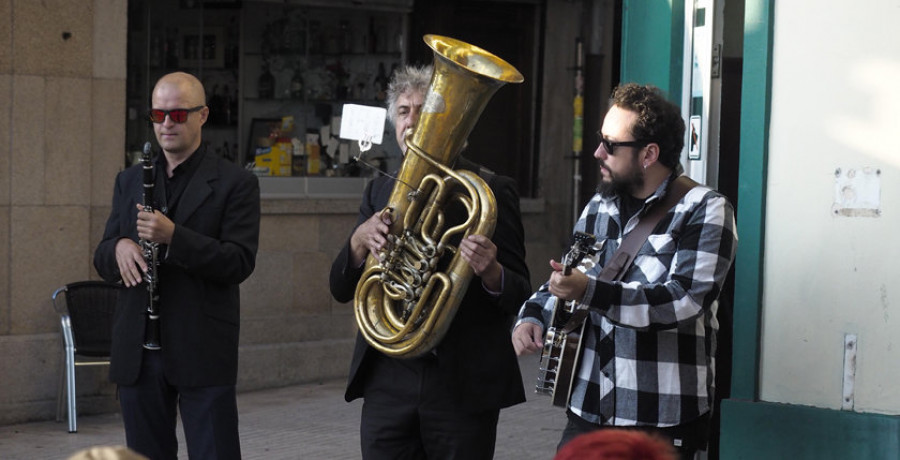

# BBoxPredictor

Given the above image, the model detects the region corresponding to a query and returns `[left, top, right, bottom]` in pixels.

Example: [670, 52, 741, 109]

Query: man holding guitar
[512, 83, 737, 460]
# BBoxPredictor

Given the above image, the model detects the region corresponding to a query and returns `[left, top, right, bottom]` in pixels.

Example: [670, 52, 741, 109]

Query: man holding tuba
[329, 64, 532, 459]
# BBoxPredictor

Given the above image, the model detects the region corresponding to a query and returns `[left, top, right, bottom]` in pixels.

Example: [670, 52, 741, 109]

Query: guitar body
[535, 231, 596, 407]
[536, 310, 586, 407]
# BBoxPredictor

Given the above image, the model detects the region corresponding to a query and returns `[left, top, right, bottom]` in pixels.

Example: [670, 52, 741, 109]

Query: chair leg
[65, 346, 77, 433]
[56, 349, 65, 423]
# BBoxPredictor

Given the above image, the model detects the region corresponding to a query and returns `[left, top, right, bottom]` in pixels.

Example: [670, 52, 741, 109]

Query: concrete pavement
[0, 356, 564, 459]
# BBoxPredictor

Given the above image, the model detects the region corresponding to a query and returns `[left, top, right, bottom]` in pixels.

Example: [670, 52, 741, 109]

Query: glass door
[681, 0, 724, 188]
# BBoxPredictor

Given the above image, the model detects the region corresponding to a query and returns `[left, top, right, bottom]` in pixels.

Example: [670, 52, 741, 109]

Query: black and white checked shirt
[518, 171, 737, 428]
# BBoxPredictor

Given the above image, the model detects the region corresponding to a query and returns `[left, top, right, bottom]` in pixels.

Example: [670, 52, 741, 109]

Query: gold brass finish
[353, 34, 523, 358]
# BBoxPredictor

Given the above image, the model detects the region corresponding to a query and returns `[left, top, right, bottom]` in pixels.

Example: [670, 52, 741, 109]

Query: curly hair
[385, 64, 433, 125]
[609, 83, 685, 169]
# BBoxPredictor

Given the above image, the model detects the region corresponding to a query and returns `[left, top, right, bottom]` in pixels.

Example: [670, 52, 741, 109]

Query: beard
[596, 154, 644, 197]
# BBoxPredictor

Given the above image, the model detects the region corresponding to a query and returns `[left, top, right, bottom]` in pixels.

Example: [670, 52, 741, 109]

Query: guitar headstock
[561, 231, 597, 275]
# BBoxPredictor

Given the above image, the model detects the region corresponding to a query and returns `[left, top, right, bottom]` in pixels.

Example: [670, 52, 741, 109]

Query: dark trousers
[558, 411, 709, 460]
[360, 352, 500, 460]
[118, 350, 241, 460]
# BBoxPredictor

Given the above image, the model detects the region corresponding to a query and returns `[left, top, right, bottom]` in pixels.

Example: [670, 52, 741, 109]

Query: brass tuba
[354, 35, 523, 358]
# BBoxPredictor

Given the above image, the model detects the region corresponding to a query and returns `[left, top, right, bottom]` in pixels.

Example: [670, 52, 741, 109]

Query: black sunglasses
[597, 131, 648, 154]
[148, 106, 205, 124]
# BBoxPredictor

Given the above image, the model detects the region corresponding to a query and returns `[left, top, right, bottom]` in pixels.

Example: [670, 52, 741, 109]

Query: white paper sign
[832, 167, 881, 217]
[339, 104, 387, 145]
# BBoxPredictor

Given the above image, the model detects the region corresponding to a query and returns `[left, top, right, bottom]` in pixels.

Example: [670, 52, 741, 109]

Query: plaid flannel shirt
[517, 171, 737, 427]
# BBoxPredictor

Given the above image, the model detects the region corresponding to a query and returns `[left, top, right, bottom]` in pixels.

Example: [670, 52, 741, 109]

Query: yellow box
[255, 142, 292, 176]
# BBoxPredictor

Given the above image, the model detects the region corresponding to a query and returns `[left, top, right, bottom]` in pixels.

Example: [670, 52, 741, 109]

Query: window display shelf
[239, 1, 409, 179]
[125, 0, 409, 186]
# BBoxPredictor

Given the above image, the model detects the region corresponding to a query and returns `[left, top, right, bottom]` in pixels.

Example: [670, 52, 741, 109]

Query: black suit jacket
[94, 148, 260, 387]
[329, 158, 531, 412]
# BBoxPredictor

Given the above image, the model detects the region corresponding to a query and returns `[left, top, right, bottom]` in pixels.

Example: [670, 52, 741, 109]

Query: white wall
[761, 0, 900, 414]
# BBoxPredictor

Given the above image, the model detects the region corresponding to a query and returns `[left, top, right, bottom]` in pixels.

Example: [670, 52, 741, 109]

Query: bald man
[94, 72, 260, 459]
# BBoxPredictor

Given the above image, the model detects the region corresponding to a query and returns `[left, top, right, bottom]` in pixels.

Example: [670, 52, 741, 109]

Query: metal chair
[52, 280, 122, 433]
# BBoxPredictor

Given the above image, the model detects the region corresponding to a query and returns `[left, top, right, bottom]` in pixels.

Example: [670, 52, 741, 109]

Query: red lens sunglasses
[148, 106, 205, 124]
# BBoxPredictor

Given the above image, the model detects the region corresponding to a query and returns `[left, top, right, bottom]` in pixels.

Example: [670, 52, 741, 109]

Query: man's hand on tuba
[350, 209, 394, 267]
[460, 234, 502, 292]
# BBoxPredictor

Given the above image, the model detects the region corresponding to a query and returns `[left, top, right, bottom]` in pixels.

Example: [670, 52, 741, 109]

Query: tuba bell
[353, 34, 524, 358]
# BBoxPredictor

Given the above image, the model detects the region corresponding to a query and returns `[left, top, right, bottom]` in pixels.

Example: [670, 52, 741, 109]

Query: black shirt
[618, 192, 646, 228]
[154, 147, 205, 217]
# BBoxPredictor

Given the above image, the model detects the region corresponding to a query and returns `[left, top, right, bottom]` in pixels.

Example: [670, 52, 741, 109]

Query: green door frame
[620, 0, 685, 101]
[729, 0, 771, 402]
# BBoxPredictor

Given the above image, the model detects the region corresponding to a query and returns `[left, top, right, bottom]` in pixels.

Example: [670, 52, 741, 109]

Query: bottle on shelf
[291, 137, 306, 176]
[290, 67, 305, 99]
[367, 16, 377, 53]
[340, 19, 351, 53]
[208, 84, 223, 124]
[309, 20, 322, 52]
[225, 15, 239, 68]
[165, 27, 179, 69]
[374, 62, 388, 102]
[306, 130, 321, 176]
[258, 62, 275, 99]
[150, 34, 163, 68]
[229, 86, 239, 124]
[223, 84, 233, 125]
[285, 10, 307, 52]
[222, 140, 235, 162]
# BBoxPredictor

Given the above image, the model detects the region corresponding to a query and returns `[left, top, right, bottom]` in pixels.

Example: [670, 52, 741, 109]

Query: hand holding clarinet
[113, 200, 173, 286]
[113, 143, 174, 286]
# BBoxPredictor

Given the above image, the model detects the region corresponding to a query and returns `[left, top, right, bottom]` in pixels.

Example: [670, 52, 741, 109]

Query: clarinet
[140, 142, 162, 350]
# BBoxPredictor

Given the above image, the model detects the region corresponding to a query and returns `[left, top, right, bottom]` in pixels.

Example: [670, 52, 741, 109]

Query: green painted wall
[620, 0, 684, 101]
[721, 0, 900, 457]
[721, 400, 900, 459]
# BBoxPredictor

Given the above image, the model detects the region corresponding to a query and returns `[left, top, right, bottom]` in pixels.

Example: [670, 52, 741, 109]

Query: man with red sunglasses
[94, 72, 260, 459]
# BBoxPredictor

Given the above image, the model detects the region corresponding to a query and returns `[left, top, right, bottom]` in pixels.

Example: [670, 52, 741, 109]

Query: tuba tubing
[353, 35, 523, 358]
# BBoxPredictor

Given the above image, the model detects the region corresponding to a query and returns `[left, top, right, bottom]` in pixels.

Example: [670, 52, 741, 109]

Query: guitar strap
[561, 175, 698, 334]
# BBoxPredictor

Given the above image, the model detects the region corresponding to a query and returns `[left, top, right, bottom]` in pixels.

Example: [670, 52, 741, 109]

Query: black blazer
[94, 148, 260, 387]
[330, 158, 531, 412]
